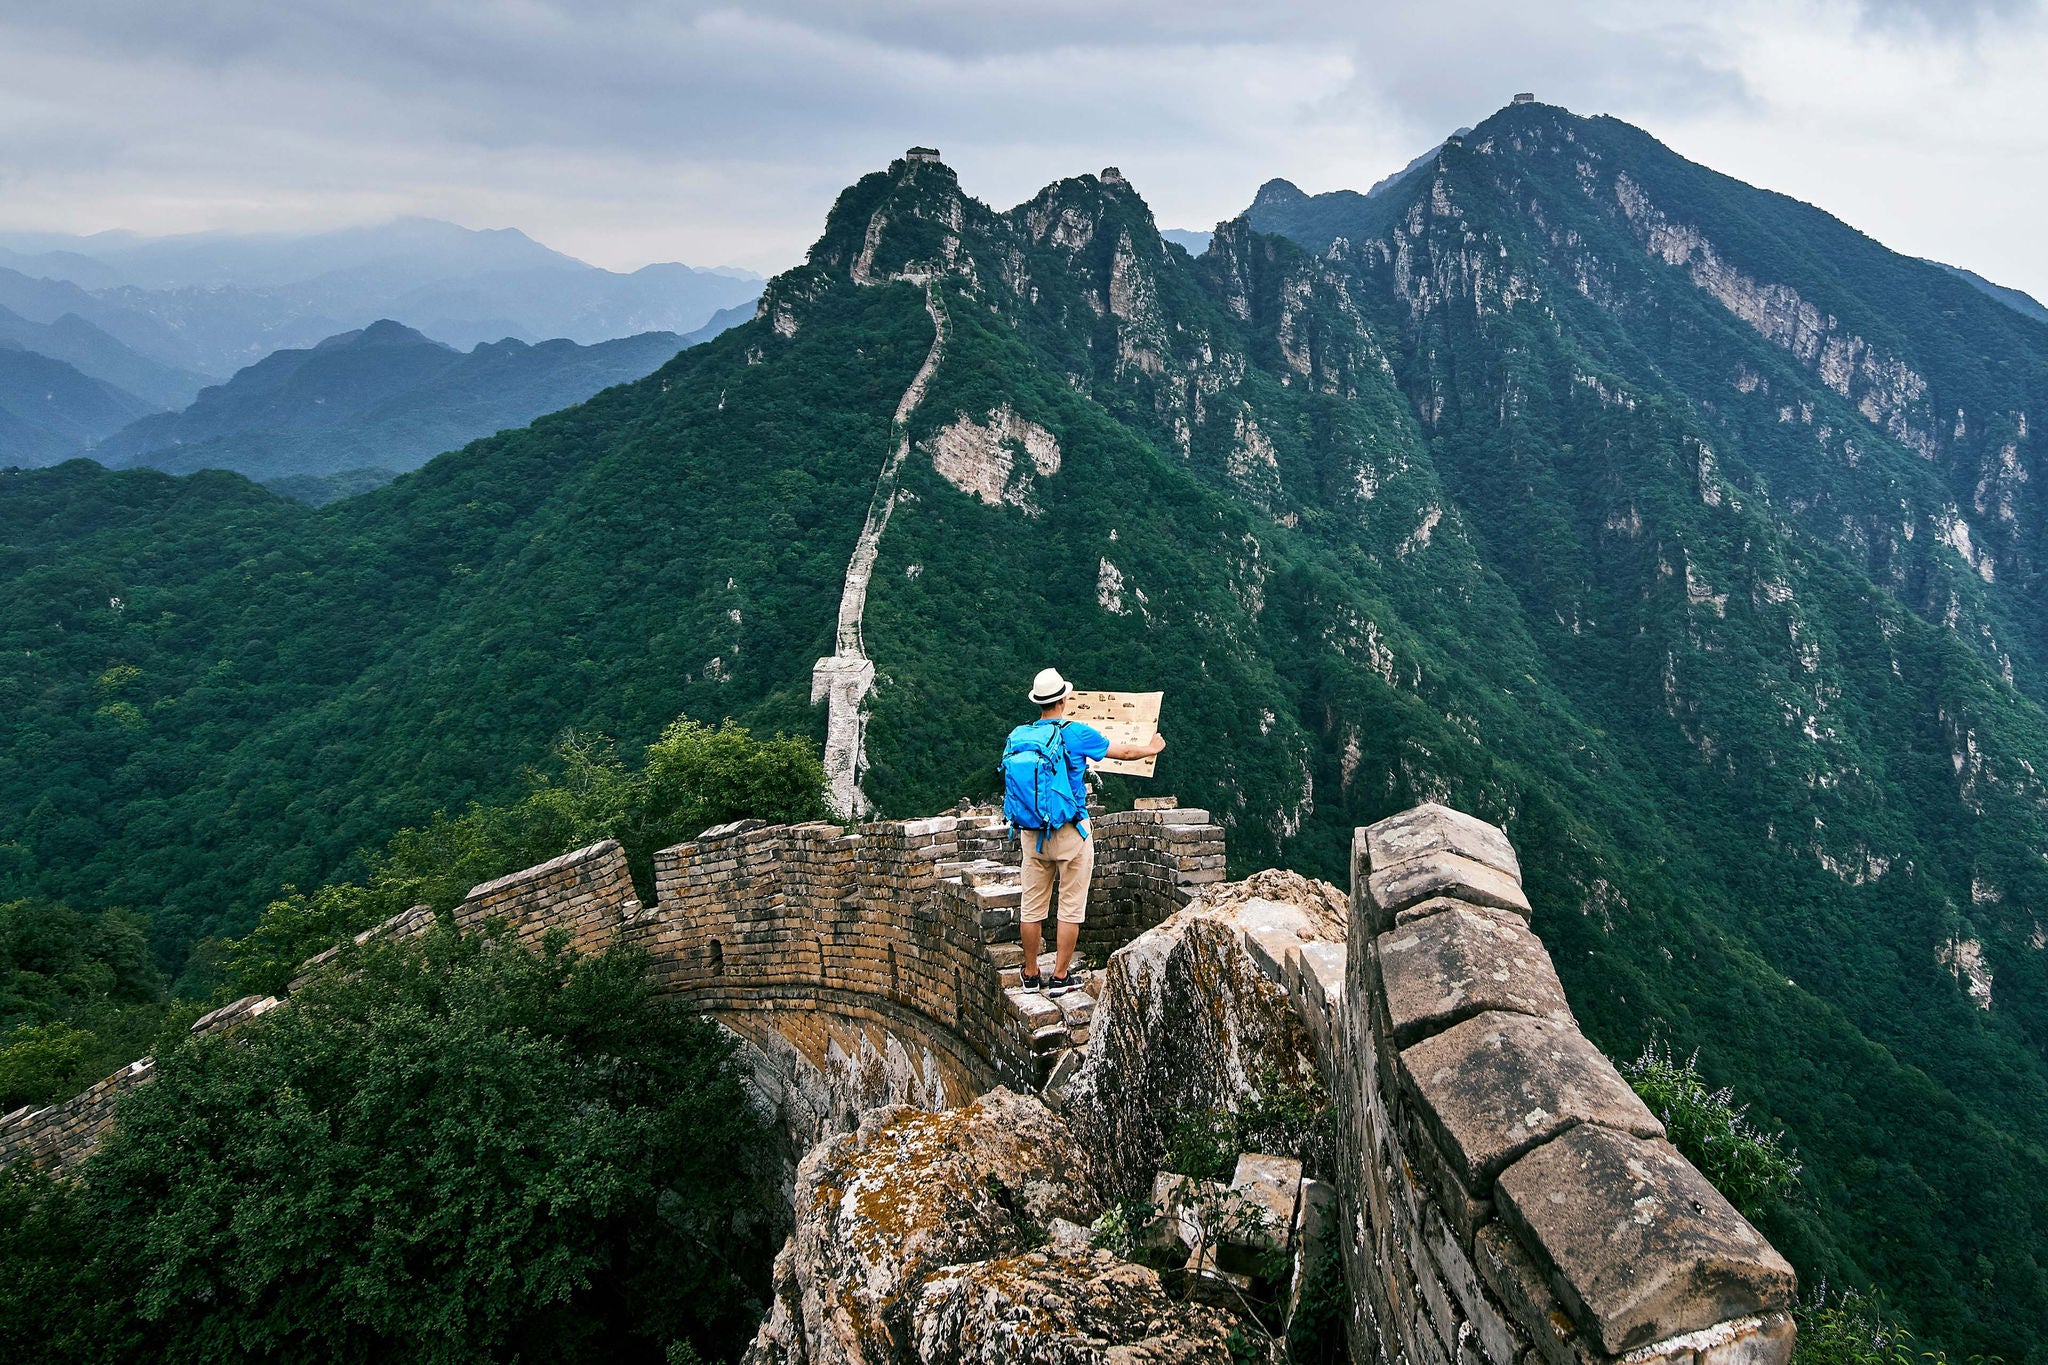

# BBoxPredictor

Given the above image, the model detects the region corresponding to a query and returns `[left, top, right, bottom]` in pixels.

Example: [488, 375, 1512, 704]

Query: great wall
[0, 799, 1797, 1364]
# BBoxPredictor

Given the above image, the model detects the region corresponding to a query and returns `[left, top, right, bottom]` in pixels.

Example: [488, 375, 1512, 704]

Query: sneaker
[1020, 974, 1044, 992]
[1044, 971, 1084, 996]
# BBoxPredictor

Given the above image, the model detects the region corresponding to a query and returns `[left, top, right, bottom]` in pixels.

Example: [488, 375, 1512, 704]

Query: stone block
[1624, 1313, 1795, 1365]
[1495, 1126, 1796, 1355]
[1227, 1153, 1303, 1251]
[985, 943, 1024, 969]
[1042, 1047, 1085, 1101]
[1369, 853, 1531, 930]
[1243, 926, 1301, 987]
[1473, 1223, 1595, 1365]
[1031, 1023, 1071, 1054]
[1297, 942, 1347, 1013]
[1134, 796, 1180, 810]
[1008, 991, 1062, 1029]
[1399, 1012, 1662, 1191]
[1378, 908, 1574, 1047]
[1367, 803, 1521, 882]
[1055, 992, 1093, 1025]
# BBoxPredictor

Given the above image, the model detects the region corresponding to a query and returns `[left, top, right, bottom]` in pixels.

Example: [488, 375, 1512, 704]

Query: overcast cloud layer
[1, 0, 2043, 297]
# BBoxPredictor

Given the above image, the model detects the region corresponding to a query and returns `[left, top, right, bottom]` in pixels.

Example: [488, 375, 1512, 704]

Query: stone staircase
[932, 795, 1224, 1091]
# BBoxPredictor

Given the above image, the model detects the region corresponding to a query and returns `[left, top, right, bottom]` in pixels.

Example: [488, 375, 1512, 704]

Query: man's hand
[1105, 732, 1167, 762]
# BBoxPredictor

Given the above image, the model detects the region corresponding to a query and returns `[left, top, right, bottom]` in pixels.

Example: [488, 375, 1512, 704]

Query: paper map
[1065, 690, 1163, 778]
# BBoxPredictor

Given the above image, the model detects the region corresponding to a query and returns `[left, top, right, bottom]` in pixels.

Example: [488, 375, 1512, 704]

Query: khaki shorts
[1020, 823, 1093, 925]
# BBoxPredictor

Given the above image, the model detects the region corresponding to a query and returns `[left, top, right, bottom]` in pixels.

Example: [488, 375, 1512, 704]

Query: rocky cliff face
[742, 1089, 1252, 1365]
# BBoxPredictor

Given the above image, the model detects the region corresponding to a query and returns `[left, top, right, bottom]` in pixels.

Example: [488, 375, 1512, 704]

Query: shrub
[2, 924, 781, 1364]
[1622, 1042, 1800, 1219]
[1792, 1286, 1996, 1365]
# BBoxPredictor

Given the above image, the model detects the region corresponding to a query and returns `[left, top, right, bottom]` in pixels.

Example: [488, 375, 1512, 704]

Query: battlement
[1318, 805, 1795, 1363]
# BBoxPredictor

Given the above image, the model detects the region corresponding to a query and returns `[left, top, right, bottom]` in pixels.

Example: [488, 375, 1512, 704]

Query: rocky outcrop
[1059, 869, 1346, 1196]
[743, 1088, 1249, 1365]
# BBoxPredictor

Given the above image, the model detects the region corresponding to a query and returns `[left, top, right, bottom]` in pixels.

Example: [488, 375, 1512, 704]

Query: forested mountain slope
[0, 346, 155, 465]
[90, 320, 690, 482]
[4, 112, 2047, 1356]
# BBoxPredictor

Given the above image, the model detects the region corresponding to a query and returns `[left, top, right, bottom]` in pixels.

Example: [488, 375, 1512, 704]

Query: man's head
[1029, 667, 1073, 717]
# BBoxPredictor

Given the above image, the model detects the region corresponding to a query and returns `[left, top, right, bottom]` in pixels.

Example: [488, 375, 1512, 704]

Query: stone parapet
[6, 805, 1221, 1176]
[1301, 802, 1796, 1365]
[457, 838, 640, 953]
[0, 1058, 154, 1171]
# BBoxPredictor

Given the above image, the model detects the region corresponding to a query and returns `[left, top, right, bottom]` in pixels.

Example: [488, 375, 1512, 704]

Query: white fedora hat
[1028, 667, 1074, 705]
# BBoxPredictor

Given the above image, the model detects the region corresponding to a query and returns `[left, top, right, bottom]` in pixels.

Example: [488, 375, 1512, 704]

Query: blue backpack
[1001, 720, 1087, 850]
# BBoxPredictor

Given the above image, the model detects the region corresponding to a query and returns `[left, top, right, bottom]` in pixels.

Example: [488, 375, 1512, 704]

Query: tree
[215, 715, 826, 1000]
[61, 926, 780, 1364]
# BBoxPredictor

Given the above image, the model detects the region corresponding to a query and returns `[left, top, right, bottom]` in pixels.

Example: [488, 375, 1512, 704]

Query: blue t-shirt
[1010, 719, 1109, 817]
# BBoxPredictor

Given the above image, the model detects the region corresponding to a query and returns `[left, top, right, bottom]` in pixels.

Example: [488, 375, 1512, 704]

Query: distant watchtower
[1512, 92, 1536, 104]
[906, 146, 942, 163]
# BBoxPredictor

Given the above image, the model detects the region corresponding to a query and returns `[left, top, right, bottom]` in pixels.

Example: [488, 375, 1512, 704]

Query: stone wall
[1296, 805, 1796, 1365]
[0, 805, 1218, 1174]
[0, 993, 283, 1171]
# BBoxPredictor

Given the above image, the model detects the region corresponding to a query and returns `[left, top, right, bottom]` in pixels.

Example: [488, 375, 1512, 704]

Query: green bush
[0, 925, 781, 1364]
[216, 714, 825, 1000]
[1622, 1042, 1800, 1220]
[1793, 1287, 1996, 1365]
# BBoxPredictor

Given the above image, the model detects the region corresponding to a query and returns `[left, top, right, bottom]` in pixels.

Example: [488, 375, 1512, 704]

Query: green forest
[4, 101, 2048, 1358]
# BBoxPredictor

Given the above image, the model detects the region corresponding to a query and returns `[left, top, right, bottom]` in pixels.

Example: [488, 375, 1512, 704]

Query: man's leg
[1019, 838, 1054, 981]
[1051, 827, 1094, 978]
[1052, 919, 1081, 978]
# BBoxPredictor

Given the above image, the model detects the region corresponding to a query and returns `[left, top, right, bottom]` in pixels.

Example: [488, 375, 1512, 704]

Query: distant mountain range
[0, 344, 156, 464]
[89, 319, 705, 492]
[0, 218, 765, 376]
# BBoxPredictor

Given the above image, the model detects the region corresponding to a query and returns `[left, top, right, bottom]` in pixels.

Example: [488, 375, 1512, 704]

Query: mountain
[0, 303, 211, 409]
[1159, 228, 1212, 254]
[0, 269, 211, 374]
[1932, 259, 2048, 327]
[94, 319, 693, 483]
[5, 114, 2048, 1357]
[0, 220, 765, 374]
[0, 345, 155, 464]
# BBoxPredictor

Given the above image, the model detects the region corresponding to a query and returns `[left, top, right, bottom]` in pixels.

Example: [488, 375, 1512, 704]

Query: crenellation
[1330, 802, 1794, 1365]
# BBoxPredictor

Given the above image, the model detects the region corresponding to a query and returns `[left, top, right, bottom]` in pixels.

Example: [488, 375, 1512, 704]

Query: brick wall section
[2, 808, 1215, 1174]
[1082, 806, 1226, 956]
[0, 1058, 155, 1171]
[631, 814, 1032, 1094]
[1282, 804, 1797, 1365]
[0, 994, 283, 1172]
[456, 839, 640, 953]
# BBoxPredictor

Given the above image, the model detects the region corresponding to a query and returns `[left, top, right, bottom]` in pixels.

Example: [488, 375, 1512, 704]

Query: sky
[1, 0, 2045, 296]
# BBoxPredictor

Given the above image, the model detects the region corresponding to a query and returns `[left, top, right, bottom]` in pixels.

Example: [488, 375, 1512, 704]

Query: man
[1005, 667, 1167, 995]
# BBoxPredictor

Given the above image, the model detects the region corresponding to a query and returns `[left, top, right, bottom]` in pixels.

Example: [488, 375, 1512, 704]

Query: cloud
[0, 0, 2041, 297]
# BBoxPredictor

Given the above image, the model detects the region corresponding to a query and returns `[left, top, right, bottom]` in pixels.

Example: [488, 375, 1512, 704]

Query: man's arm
[1104, 733, 1166, 762]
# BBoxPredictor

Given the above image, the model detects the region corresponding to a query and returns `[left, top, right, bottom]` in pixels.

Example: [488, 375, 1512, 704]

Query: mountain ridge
[92, 319, 695, 483]
[0, 218, 764, 374]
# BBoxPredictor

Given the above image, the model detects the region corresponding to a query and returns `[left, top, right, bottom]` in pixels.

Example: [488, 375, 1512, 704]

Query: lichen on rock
[743, 1088, 1258, 1364]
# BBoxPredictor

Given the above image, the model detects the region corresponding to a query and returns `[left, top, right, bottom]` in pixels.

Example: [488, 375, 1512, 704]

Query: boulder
[744, 1088, 1256, 1365]
[1495, 1125, 1797, 1354]
[744, 1089, 1099, 1364]
[1061, 871, 1344, 1197]
[912, 1249, 1251, 1364]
